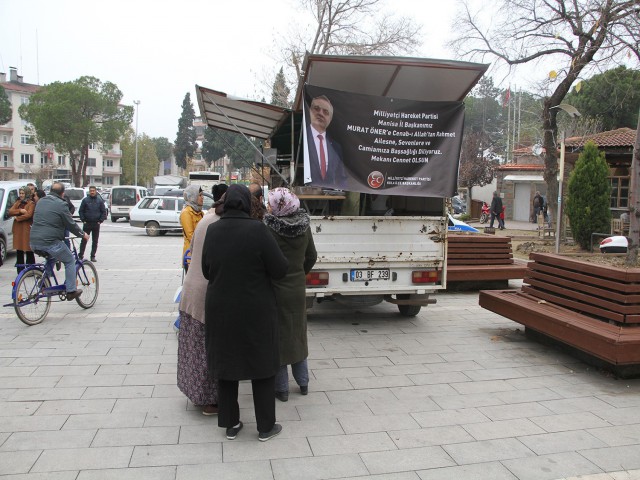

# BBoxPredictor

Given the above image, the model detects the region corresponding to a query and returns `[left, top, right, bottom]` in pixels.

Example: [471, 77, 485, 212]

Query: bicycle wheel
[14, 269, 51, 326]
[76, 260, 99, 308]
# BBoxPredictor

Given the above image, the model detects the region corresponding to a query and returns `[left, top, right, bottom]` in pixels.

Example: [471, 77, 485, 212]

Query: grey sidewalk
[0, 224, 639, 480]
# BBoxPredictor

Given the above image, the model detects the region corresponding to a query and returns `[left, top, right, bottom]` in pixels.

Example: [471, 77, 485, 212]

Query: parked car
[110, 185, 148, 222]
[129, 192, 214, 236]
[64, 187, 87, 219]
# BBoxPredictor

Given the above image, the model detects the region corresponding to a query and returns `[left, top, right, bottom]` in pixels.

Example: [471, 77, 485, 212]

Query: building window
[20, 134, 33, 145]
[21, 96, 29, 105]
[21, 154, 34, 164]
[610, 177, 629, 209]
[1, 135, 7, 146]
[87, 157, 96, 167]
[57, 155, 65, 165]
[104, 176, 113, 185]
[104, 159, 114, 168]
[88, 143, 96, 150]
[40, 153, 48, 165]
[2, 153, 8, 166]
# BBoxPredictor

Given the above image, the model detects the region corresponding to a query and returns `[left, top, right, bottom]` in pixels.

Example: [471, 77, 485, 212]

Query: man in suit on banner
[304, 95, 348, 189]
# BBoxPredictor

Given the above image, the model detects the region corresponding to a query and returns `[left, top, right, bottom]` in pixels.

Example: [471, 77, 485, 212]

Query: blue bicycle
[5, 238, 99, 325]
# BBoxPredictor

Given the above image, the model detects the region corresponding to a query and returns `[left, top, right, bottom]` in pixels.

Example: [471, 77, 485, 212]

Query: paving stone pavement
[0, 223, 639, 480]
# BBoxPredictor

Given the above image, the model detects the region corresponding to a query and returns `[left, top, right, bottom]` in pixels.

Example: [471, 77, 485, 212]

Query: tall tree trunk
[542, 99, 559, 228]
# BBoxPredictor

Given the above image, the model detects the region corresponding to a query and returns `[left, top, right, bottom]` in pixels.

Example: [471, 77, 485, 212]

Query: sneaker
[258, 423, 282, 442]
[300, 385, 308, 395]
[275, 391, 289, 402]
[90, 257, 97, 262]
[226, 421, 243, 440]
[66, 289, 83, 301]
[202, 404, 218, 416]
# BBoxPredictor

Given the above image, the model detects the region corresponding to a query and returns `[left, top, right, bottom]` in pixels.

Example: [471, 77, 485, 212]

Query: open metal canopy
[195, 54, 488, 141]
[195, 87, 290, 140]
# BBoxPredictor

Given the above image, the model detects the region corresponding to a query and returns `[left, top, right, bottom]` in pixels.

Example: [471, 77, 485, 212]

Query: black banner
[302, 85, 465, 197]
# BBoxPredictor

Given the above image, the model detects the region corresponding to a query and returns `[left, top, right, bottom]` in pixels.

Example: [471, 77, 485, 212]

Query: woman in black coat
[201, 184, 289, 442]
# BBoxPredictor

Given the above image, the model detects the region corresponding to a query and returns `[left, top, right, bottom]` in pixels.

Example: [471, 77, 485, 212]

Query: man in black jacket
[78, 186, 107, 262]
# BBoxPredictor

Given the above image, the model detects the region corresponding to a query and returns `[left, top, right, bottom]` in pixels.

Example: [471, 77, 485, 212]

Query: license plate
[350, 268, 390, 281]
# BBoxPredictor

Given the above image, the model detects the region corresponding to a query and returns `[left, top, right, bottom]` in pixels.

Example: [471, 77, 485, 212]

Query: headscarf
[223, 184, 251, 215]
[19, 186, 32, 202]
[268, 187, 300, 217]
[183, 185, 202, 212]
[212, 183, 228, 202]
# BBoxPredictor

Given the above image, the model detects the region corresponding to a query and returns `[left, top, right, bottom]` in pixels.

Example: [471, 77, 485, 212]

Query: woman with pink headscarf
[264, 187, 317, 402]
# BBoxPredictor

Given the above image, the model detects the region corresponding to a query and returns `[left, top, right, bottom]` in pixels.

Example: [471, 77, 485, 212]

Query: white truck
[196, 54, 487, 316]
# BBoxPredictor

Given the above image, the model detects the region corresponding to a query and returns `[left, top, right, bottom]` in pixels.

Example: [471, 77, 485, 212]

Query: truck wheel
[111, 216, 118, 223]
[145, 221, 160, 237]
[398, 304, 421, 317]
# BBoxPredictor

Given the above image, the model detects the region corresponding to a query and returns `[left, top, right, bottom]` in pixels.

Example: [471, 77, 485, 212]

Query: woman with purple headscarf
[264, 187, 317, 402]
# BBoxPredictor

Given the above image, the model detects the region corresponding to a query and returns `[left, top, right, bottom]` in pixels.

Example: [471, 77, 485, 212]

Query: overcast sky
[2, 0, 525, 141]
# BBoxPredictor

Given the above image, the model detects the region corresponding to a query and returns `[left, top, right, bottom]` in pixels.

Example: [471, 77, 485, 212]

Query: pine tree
[174, 93, 196, 170]
[565, 141, 611, 250]
[271, 67, 290, 108]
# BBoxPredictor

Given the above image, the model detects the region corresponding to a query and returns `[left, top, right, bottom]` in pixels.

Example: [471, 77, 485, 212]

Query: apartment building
[0, 67, 123, 187]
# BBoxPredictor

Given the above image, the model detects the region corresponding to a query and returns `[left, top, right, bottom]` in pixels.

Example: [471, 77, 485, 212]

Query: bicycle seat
[33, 250, 51, 259]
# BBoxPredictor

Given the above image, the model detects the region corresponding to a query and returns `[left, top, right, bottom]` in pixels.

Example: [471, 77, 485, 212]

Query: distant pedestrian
[489, 191, 505, 230]
[8, 186, 36, 273]
[532, 191, 543, 222]
[177, 184, 227, 416]
[78, 185, 107, 262]
[180, 185, 204, 268]
[201, 184, 289, 442]
[264, 188, 317, 402]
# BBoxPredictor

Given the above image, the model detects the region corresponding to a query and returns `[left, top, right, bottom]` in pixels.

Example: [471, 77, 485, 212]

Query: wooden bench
[447, 233, 527, 283]
[480, 252, 640, 375]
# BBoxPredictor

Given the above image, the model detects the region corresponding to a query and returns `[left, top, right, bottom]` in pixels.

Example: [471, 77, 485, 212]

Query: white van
[0, 180, 36, 262]
[110, 185, 148, 222]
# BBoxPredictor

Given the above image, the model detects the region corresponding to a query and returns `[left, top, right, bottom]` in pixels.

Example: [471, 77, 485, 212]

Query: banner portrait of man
[302, 85, 465, 198]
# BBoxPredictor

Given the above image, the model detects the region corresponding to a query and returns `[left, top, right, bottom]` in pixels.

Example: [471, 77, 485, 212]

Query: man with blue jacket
[78, 185, 107, 262]
[30, 182, 89, 301]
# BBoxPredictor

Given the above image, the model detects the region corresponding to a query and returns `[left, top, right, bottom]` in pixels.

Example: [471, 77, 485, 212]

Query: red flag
[503, 88, 511, 107]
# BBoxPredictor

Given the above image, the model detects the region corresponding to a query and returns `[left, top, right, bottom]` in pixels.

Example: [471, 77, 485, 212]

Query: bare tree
[459, 131, 498, 199]
[450, 0, 640, 223]
[280, 0, 422, 79]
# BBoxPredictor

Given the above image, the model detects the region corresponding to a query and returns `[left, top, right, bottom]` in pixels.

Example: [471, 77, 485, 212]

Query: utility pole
[134, 100, 140, 186]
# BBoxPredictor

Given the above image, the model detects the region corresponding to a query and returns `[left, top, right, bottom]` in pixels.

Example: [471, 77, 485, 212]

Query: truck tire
[398, 304, 421, 317]
[111, 216, 118, 223]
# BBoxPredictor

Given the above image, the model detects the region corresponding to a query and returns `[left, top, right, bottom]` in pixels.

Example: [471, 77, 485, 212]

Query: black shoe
[226, 421, 243, 440]
[300, 385, 308, 395]
[258, 424, 282, 442]
[66, 289, 83, 301]
[90, 257, 97, 262]
[275, 391, 289, 402]
[78, 255, 84, 260]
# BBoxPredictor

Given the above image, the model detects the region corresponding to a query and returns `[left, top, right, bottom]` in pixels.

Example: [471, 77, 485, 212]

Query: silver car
[129, 192, 214, 236]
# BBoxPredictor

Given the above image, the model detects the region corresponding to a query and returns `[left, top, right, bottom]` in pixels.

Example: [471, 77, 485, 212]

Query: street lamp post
[133, 100, 140, 186]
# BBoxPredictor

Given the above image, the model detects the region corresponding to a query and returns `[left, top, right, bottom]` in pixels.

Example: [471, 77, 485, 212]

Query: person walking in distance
[78, 185, 107, 262]
[30, 182, 89, 301]
[489, 191, 505, 230]
[264, 188, 317, 402]
[201, 185, 289, 442]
